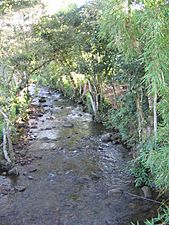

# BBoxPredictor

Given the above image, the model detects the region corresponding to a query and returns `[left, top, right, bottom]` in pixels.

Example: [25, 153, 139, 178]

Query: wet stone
[0, 161, 13, 172]
[63, 123, 74, 128]
[44, 127, 53, 130]
[15, 186, 26, 192]
[37, 113, 43, 117]
[23, 171, 28, 176]
[30, 125, 38, 129]
[39, 98, 46, 103]
[8, 167, 19, 176]
[47, 116, 55, 120]
[101, 133, 112, 143]
[1, 189, 8, 195]
[28, 168, 37, 173]
[40, 137, 50, 141]
[107, 188, 123, 197]
[34, 155, 42, 160]
[2, 172, 7, 176]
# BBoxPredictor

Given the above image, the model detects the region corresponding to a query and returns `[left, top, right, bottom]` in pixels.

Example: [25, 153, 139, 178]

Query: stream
[0, 86, 158, 225]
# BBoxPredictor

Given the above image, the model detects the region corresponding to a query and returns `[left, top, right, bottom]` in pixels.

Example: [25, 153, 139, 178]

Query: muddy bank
[0, 86, 158, 225]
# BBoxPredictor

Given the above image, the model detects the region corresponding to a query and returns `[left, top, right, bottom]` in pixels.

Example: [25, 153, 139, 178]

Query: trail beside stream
[0, 86, 157, 225]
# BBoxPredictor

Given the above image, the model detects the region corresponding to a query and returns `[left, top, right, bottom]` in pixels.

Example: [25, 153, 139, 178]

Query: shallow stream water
[0, 86, 157, 225]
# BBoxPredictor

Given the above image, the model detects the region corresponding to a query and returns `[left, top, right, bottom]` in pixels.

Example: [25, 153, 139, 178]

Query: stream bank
[0, 86, 158, 225]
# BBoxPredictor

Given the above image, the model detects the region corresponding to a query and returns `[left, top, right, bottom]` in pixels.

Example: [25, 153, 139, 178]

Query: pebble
[45, 127, 52, 130]
[8, 167, 19, 176]
[14, 186, 26, 192]
[39, 98, 46, 103]
[34, 155, 42, 160]
[29, 168, 37, 173]
[47, 116, 54, 120]
[107, 188, 123, 197]
[23, 172, 28, 176]
[37, 113, 43, 117]
[30, 125, 38, 129]
[2, 172, 7, 176]
[2, 189, 8, 195]
[101, 133, 112, 143]
[63, 123, 74, 128]
[28, 176, 33, 180]
[21, 161, 26, 166]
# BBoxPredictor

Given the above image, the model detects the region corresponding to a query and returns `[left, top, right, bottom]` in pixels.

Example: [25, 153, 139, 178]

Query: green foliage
[0, 0, 40, 14]
[147, 145, 169, 190]
[103, 92, 138, 145]
[129, 145, 154, 187]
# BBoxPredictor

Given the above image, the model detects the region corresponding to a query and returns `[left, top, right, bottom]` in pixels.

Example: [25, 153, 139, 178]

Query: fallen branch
[123, 190, 164, 205]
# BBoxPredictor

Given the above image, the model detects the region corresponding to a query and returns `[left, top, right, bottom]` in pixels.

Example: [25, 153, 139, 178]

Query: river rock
[107, 188, 123, 197]
[23, 171, 28, 176]
[141, 186, 152, 198]
[14, 185, 26, 192]
[37, 113, 43, 117]
[8, 167, 19, 176]
[39, 98, 46, 103]
[28, 176, 33, 180]
[2, 172, 7, 176]
[47, 116, 55, 120]
[30, 125, 38, 129]
[101, 133, 112, 143]
[28, 168, 37, 173]
[45, 127, 53, 130]
[0, 161, 13, 172]
[63, 123, 74, 128]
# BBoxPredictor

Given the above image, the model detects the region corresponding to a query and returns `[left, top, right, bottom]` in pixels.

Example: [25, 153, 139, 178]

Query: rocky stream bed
[0, 86, 158, 225]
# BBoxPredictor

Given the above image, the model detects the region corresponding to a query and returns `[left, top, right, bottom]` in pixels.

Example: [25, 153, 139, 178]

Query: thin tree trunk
[136, 93, 142, 142]
[2, 126, 11, 163]
[0, 109, 12, 163]
[147, 93, 154, 138]
[88, 80, 97, 115]
[153, 90, 157, 142]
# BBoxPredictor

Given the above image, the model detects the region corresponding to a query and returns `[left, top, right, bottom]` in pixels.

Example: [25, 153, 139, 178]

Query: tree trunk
[153, 90, 157, 142]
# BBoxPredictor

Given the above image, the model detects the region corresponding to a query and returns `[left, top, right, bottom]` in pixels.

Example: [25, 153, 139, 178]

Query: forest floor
[0, 86, 158, 225]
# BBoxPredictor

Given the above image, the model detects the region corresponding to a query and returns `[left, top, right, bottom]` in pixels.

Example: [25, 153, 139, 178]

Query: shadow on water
[0, 86, 158, 225]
